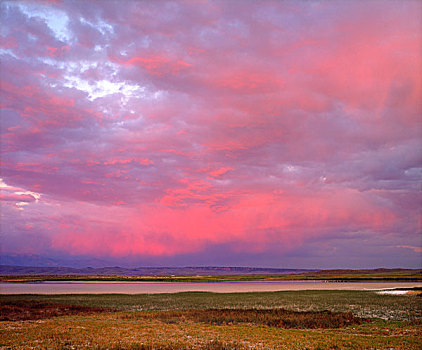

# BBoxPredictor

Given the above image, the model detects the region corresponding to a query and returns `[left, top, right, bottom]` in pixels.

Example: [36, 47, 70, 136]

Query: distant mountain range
[2, 255, 418, 276]
[0, 254, 111, 268]
[0, 265, 316, 276]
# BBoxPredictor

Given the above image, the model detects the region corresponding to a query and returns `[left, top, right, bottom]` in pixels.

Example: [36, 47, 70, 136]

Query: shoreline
[1, 280, 421, 294]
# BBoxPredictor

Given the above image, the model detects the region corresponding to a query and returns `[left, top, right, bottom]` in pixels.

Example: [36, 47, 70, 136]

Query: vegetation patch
[123, 308, 365, 329]
[0, 300, 111, 321]
[0, 292, 421, 349]
[2, 289, 420, 321]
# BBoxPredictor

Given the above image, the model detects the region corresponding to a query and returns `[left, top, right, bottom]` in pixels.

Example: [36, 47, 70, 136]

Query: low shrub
[123, 308, 365, 329]
[0, 300, 111, 321]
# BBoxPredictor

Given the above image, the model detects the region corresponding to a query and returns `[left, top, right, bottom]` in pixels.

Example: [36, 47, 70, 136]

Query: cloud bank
[1, 0, 421, 268]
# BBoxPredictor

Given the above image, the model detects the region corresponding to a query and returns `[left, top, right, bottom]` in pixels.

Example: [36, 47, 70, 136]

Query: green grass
[2, 290, 420, 320]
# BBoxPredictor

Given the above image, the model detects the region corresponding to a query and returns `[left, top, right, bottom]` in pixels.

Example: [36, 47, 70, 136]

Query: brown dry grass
[406, 291, 422, 296]
[1, 299, 364, 329]
[121, 308, 365, 329]
[0, 300, 111, 321]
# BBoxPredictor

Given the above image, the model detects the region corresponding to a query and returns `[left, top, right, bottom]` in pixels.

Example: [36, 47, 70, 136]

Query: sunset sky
[1, 0, 421, 268]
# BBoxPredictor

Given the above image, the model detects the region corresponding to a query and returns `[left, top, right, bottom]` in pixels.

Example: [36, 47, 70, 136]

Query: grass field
[1, 269, 421, 283]
[1, 290, 421, 349]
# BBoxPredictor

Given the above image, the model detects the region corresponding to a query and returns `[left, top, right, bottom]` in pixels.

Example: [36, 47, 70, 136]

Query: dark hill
[0, 265, 316, 276]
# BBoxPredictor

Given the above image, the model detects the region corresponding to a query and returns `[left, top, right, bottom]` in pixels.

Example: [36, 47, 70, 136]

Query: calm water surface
[1, 281, 420, 294]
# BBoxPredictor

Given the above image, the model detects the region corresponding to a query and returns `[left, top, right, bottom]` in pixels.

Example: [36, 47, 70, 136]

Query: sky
[0, 0, 421, 269]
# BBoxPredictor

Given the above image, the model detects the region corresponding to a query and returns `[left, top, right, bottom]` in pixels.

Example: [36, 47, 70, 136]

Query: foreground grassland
[1, 291, 421, 349]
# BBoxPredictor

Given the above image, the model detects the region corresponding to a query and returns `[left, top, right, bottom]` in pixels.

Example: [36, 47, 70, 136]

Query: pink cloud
[112, 53, 191, 76]
[1, 0, 420, 267]
[397, 246, 422, 254]
[47, 187, 397, 258]
[0, 192, 37, 203]
[103, 158, 154, 166]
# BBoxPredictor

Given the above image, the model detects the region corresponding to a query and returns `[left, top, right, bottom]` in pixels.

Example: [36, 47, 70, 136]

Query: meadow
[1, 290, 421, 349]
[1, 269, 421, 283]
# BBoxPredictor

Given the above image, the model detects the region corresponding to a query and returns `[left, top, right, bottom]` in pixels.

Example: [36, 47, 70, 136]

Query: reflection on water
[0, 281, 420, 294]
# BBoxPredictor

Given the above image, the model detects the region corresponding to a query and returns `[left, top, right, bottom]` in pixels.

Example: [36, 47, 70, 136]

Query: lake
[0, 280, 420, 294]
